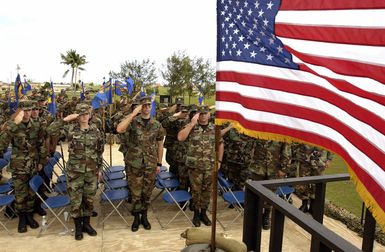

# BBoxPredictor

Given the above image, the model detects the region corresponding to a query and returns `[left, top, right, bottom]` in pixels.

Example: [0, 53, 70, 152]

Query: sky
[0, 0, 217, 84]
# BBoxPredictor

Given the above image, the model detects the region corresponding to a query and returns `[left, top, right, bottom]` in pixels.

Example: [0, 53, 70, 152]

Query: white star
[232, 42, 237, 48]
[277, 46, 283, 53]
[225, 29, 229, 35]
[229, 50, 232, 56]
[236, 49, 242, 56]
[260, 47, 266, 52]
[250, 51, 257, 58]
[253, 23, 258, 29]
[237, 14, 242, 20]
[225, 17, 230, 22]
[229, 22, 235, 28]
[248, 9, 253, 15]
[229, 35, 233, 41]
[228, 13, 232, 18]
[224, 5, 229, 11]
[259, 31, 265, 36]
[248, 29, 253, 35]
[253, 40, 259, 46]
[244, 1, 248, 7]
[233, 7, 237, 13]
[228, 0, 232, 4]
[267, 1, 274, 10]
[284, 58, 290, 63]
[238, 35, 245, 42]
[263, 19, 269, 26]
[258, 9, 264, 17]
[239, 8, 244, 14]
[225, 43, 229, 49]
[236, 0, 240, 6]
[267, 54, 273, 60]
[221, 11, 226, 16]
[222, 36, 226, 42]
[221, 23, 225, 28]
[241, 21, 246, 27]
[233, 28, 239, 35]
[221, 0, 225, 4]
[269, 38, 274, 44]
[254, 1, 260, 9]
[244, 43, 250, 49]
[222, 50, 226, 56]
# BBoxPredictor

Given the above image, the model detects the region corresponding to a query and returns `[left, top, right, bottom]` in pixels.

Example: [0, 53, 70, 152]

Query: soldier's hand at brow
[173, 111, 187, 119]
[13, 109, 24, 124]
[169, 104, 177, 113]
[132, 104, 142, 116]
[191, 113, 200, 125]
[63, 114, 79, 122]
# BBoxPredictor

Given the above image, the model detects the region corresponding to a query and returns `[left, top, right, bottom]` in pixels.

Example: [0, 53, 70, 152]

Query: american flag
[216, 0, 385, 228]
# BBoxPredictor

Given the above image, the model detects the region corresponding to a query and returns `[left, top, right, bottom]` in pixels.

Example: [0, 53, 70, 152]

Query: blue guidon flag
[216, 0, 385, 229]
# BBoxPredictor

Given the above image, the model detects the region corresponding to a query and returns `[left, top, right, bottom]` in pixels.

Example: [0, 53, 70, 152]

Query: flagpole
[109, 74, 113, 167]
[211, 125, 220, 252]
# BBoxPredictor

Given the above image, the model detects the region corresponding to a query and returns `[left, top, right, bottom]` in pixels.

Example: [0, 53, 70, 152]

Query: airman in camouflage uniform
[178, 105, 223, 227]
[162, 104, 189, 181]
[248, 139, 289, 229]
[284, 143, 333, 213]
[0, 100, 48, 233]
[116, 96, 165, 232]
[47, 103, 104, 240]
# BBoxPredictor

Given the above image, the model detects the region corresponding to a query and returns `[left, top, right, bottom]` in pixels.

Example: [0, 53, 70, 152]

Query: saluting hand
[63, 113, 79, 122]
[190, 113, 200, 125]
[132, 104, 142, 116]
[168, 104, 177, 113]
[173, 111, 187, 119]
[13, 109, 24, 124]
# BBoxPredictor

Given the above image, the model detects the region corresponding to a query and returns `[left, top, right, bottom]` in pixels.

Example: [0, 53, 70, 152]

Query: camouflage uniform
[124, 115, 165, 213]
[0, 102, 47, 214]
[223, 129, 254, 190]
[47, 104, 104, 218]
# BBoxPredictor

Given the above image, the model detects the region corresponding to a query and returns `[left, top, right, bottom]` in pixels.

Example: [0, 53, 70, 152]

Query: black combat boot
[262, 209, 271, 230]
[200, 209, 212, 226]
[140, 210, 151, 230]
[74, 217, 83, 240]
[308, 199, 315, 214]
[131, 212, 140, 232]
[18, 213, 27, 233]
[82, 216, 97, 236]
[192, 209, 201, 227]
[26, 212, 39, 229]
[299, 199, 309, 213]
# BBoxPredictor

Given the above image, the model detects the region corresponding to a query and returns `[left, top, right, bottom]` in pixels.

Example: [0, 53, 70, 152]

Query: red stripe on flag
[216, 71, 385, 135]
[280, 0, 385, 10]
[285, 45, 385, 85]
[216, 110, 385, 212]
[217, 91, 385, 171]
[297, 63, 385, 106]
[275, 23, 385, 46]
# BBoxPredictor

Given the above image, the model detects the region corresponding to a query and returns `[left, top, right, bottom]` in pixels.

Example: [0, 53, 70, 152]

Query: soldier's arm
[116, 105, 142, 133]
[37, 123, 49, 166]
[156, 124, 166, 166]
[279, 142, 292, 175]
[220, 123, 233, 136]
[0, 121, 14, 156]
[177, 113, 199, 141]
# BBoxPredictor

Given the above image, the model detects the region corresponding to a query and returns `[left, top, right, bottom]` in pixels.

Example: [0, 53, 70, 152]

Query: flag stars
[221, 23, 225, 28]
[236, 49, 242, 56]
[238, 35, 245, 42]
[233, 28, 239, 35]
[267, 1, 274, 10]
[229, 35, 233, 41]
[224, 5, 229, 11]
[225, 17, 230, 22]
[260, 47, 266, 52]
[225, 29, 229, 35]
[235, 0, 240, 6]
[248, 29, 253, 35]
[225, 43, 229, 49]
[229, 22, 235, 28]
[244, 43, 250, 49]
[259, 31, 265, 36]
[284, 58, 290, 63]
[237, 14, 242, 20]
[222, 36, 226, 42]
[266, 54, 273, 60]
[250, 51, 257, 58]
[277, 46, 283, 53]
[254, 0, 260, 9]
[221, 11, 226, 16]
[222, 50, 226, 56]
[241, 21, 246, 27]
[268, 38, 274, 45]
[263, 19, 269, 26]
[232, 42, 237, 48]
[258, 9, 264, 17]
[244, 1, 248, 7]
[248, 9, 253, 15]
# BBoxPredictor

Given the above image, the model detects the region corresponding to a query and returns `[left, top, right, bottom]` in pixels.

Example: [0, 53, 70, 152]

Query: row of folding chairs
[0, 148, 15, 235]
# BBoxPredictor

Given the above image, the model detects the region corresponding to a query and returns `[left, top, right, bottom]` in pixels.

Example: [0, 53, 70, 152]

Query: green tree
[162, 51, 189, 101]
[111, 59, 157, 97]
[192, 57, 215, 104]
[60, 49, 87, 94]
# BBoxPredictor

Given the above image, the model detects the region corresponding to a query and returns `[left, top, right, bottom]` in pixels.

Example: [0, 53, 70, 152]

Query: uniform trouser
[227, 162, 248, 190]
[13, 173, 35, 213]
[294, 163, 321, 200]
[249, 173, 276, 210]
[188, 168, 212, 210]
[67, 170, 97, 218]
[177, 162, 189, 191]
[166, 148, 178, 177]
[126, 165, 156, 213]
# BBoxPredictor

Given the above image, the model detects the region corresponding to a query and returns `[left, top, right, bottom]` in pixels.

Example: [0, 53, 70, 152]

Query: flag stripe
[285, 45, 385, 84]
[216, 110, 385, 212]
[216, 70, 385, 134]
[280, 0, 385, 11]
[217, 91, 385, 170]
[297, 63, 385, 106]
[276, 24, 385, 46]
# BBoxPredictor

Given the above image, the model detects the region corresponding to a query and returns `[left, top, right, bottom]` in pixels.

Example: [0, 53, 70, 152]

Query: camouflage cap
[37, 95, 46, 102]
[188, 104, 198, 112]
[132, 98, 141, 106]
[18, 100, 33, 110]
[197, 105, 209, 113]
[75, 103, 91, 115]
[31, 100, 39, 110]
[139, 96, 152, 105]
[181, 105, 188, 112]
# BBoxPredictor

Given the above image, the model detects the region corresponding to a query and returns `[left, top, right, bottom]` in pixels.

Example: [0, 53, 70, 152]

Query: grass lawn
[325, 155, 364, 218]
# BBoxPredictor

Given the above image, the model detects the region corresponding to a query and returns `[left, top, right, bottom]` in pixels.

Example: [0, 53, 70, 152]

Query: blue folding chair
[43, 163, 67, 194]
[153, 174, 193, 229]
[217, 174, 245, 230]
[275, 186, 294, 203]
[99, 184, 130, 227]
[102, 159, 125, 173]
[0, 195, 16, 235]
[29, 175, 71, 237]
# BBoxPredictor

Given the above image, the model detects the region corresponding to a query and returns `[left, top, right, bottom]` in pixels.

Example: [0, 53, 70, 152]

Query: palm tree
[60, 49, 87, 94]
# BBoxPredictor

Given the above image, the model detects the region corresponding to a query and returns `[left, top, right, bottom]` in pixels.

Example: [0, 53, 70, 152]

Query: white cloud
[0, 0, 216, 83]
